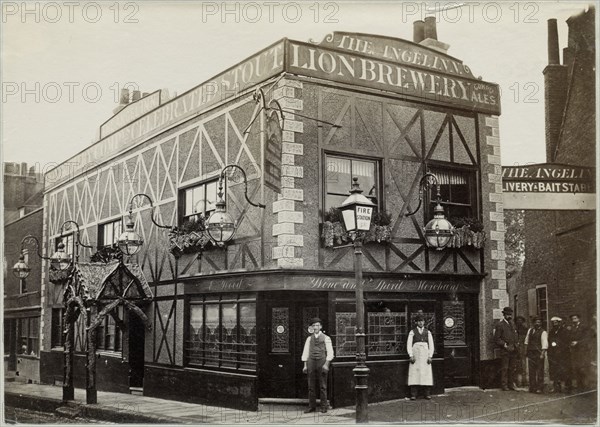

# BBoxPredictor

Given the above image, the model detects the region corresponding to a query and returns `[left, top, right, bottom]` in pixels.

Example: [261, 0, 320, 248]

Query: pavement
[3, 380, 598, 424]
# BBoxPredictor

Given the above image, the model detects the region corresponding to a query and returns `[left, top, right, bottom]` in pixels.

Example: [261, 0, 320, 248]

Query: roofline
[4, 206, 44, 226]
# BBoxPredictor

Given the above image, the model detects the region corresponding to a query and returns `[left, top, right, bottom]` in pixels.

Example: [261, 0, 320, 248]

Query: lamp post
[206, 164, 265, 245]
[338, 177, 375, 424]
[405, 172, 454, 250]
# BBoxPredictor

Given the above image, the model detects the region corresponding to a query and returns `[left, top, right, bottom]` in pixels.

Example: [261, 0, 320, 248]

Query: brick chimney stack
[413, 20, 425, 43]
[418, 16, 450, 54]
[543, 18, 568, 162]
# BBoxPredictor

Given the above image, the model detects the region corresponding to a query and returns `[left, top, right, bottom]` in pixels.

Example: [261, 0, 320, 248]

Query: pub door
[259, 292, 328, 399]
[442, 294, 477, 387]
[128, 311, 145, 389]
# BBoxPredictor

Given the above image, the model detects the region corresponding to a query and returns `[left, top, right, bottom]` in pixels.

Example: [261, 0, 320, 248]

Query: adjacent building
[38, 21, 507, 409]
[4, 162, 44, 383]
[508, 7, 596, 330]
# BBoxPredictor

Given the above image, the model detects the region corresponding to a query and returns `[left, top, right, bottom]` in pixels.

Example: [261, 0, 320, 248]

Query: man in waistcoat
[548, 316, 569, 393]
[407, 314, 434, 400]
[301, 317, 334, 413]
[494, 306, 519, 391]
[525, 316, 548, 393]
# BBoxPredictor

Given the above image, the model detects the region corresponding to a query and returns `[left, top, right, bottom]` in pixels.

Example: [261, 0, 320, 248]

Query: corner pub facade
[40, 22, 507, 410]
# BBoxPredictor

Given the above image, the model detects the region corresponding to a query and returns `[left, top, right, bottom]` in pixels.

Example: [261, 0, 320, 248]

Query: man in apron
[407, 314, 434, 400]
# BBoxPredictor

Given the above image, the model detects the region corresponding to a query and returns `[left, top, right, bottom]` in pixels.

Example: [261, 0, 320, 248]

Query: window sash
[428, 166, 476, 218]
[99, 220, 123, 247]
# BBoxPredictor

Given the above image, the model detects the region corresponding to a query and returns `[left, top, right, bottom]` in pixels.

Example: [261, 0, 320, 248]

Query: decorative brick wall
[271, 79, 305, 268]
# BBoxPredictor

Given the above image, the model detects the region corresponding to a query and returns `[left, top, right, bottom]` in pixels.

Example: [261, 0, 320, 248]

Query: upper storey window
[325, 154, 380, 213]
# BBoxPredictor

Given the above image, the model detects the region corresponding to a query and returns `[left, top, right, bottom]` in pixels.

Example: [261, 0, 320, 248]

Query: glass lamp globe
[117, 216, 144, 256]
[424, 203, 454, 250]
[206, 200, 236, 245]
[12, 253, 31, 279]
[50, 241, 72, 270]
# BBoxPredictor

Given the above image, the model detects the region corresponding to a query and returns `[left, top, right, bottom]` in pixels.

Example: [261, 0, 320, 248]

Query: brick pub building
[508, 7, 596, 331]
[39, 20, 509, 409]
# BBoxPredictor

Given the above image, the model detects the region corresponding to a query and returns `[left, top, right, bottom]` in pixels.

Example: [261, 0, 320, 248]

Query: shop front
[143, 272, 482, 409]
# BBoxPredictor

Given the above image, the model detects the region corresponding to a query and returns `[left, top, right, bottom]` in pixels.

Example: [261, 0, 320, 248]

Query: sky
[1, 1, 594, 173]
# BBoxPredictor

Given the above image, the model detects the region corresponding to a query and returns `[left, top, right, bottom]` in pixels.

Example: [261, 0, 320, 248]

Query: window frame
[18, 317, 39, 356]
[179, 178, 221, 225]
[51, 308, 65, 349]
[425, 162, 479, 221]
[98, 218, 123, 248]
[185, 294, 257, 372]
[323, 152, 382, 215]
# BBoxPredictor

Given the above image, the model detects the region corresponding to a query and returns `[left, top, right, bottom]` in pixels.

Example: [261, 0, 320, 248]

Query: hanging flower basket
[321, 208, 393, 248]
[448, 217, 486, 249]
[168, 219, 212, 257]
[49, 266, 73, 284]
[90, 246, 124, 263]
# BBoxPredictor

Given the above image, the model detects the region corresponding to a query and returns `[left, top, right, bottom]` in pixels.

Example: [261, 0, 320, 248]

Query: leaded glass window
[186, 295, 257, 371]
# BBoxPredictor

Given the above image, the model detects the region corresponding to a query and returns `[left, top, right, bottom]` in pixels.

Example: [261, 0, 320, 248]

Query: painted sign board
[184, 273, 481, 294]
[286, 38, 500, 115]
[264, 111, 282, 193]
[100, 90, 161, 138]
[502, 164, 596, 210]
[45, 40, 286, 190]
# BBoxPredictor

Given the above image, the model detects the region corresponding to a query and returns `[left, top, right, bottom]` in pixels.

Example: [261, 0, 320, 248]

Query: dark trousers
[500, 350, 518, 388]
[307, 357, 328, 409]
[527, 353, 545, 392]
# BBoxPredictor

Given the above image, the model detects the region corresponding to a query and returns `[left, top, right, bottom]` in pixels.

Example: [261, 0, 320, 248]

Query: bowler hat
[502, 307, 513, 315]
[309, 317, 323, 326]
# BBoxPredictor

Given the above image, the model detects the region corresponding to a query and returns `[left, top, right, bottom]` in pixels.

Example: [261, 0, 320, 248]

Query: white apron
[408, 342, 433, 386]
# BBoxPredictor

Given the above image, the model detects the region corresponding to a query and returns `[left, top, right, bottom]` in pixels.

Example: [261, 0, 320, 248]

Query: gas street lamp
[405, 172, 454, 250]
[12, 235, 51, 279]
[206, 164, 266, 245]
[337, 177, 376, 424]
[117, 193, 174, 256]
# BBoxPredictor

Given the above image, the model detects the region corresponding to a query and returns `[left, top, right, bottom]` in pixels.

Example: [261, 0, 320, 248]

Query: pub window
[427, 165, 477, 220]
[98, 219, 123, 248]
[180, 180, 219, 224]
[96, 306, 123, 353]
[367, 301, 408, 356]
[18, 317, 39, 356]
[51, 308, 65, 348]
[186, 295, 257, 371]
[325, 154, 380, 213]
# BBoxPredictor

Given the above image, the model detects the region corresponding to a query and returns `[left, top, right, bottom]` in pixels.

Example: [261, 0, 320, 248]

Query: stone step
[129, 386, 143, 395]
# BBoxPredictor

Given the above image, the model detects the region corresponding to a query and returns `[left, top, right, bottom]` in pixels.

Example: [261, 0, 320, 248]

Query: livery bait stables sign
[502, 163, 595, 210]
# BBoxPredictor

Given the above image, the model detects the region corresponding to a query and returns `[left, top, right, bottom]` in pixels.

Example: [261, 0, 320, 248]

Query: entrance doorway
[259, 292, 328, 399]
[128, 311, 145, 389]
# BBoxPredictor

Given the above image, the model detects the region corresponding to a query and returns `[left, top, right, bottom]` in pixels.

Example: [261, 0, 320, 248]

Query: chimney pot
[424, 16, 438, 41]
[132, 90, 141, 102]
[548, 19, 560, 65]
[120, 88, 130, 105]
[413, 20, 425, 43]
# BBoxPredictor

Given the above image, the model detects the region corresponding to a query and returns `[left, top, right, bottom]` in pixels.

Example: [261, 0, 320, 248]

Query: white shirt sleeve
[541, 331, 548, 350]
[301, 336, 310, 362]
[407, 330, 414, 357]
[428, 331, 435, 358]
[325, 335, 334, 361]
[524, 328, 531, 345]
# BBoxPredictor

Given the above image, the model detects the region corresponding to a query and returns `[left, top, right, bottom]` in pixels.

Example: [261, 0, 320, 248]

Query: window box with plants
[448, 217, 486, 249]
[168, 219, 212, 257]
[321, 208, 392, 248]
